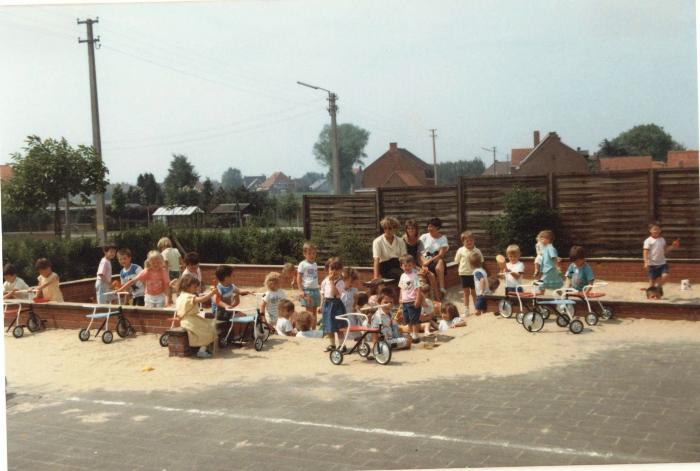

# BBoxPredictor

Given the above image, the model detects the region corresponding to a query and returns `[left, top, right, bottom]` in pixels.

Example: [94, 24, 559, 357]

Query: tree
[5, 135, 108, 236]
[221, 167, 243, 190]
[598, 124, 685, 161]
[163, 154, 199, 205]
[296, 171, 325, 191]
[136, 173, 162, 205]
[111, 184, 127, 230]
[199, 178, 215, 212]
[435, 158, 486, 184]
[313, 123, 370, 194]
[126, 186, 145, 205]
[279, 192, 300, 224]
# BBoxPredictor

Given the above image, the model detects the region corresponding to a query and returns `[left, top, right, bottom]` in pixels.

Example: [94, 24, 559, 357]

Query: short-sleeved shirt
[438, 317, 463, 332]
[371, 308, 393, 338]
[454, 246, 483, 276]
[566, 263, 595, 291]
[341, 286, 357, 313]
[97, 257, 112, 283]
[296, 330, 323, 338]
[419, 233, 448, 257]
[643, 236, 667, 266]
[3, 277, 29, 299]
[275, 317, 294, 336]
[38, 272, 63, 302]
[398, 269, 421, 303]
[473, 268, 489, 297]
[182, 267, 202, 282]
[161, 248, 181, 272]
[134, 268, 170, 296]
[505, 261, 525, 288]
[263, 289, 287, 321]
[213, 282, 238, 312]
[120, 263, 145, 298]
[297, 260, 319, 289]
[321, 277, 345, 299]
[540, 244, 559, 273]
[372, 234, 407, 262]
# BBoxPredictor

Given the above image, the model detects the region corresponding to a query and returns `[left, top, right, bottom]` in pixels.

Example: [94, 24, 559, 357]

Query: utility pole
[429, 129, 438, 186]
[78, 17, 107, 245]
[297, 81, 341, 195]
[482, 146, 496, 176]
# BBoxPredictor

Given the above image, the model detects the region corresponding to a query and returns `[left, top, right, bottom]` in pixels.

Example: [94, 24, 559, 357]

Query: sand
[5, 283, 700, 394]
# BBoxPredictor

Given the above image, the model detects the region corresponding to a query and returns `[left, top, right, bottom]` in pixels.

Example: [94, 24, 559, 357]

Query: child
[566, 245, 595, 292]
[340, 267, 359, 314]
[418, 284, 439, 334]
[181, 252, 202, 282]
[643, 222, 679, 297]
[537, 230, 563, 291]
[158, 237, 182, 280]
[295, 311, 323, 338]
[297, 242, 320, 329]
[470, 253, 490, 315]
[95, 243, 117, 304]
[117, 248, 145, 306]
[212, 264, 251, 339]
[533, 236, 544, 277]
[176, 274, 218, 358]
[282, 262, 297, 289]
[276, 299, 297, 336]
[438, 302, 467, 332]
[119, 250, 171, 308]
[320, 257, 346, 351]
[503, 244, 524, 295]
[398, 255, 423, 344]
[367, 285, 380, 306]
[454, 231, 482, 315]
[3, 263, 29, 300]
[356, 292, 369, 311]
[261, 272, 287, 326]
[371, 293, 412, 349]
[35, 258, 63, 302]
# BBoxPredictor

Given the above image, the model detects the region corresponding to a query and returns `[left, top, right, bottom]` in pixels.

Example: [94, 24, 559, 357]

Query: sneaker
[413, 336, 421, 344]
[196, 350, 212, 359]
[324, 345, 336, 352]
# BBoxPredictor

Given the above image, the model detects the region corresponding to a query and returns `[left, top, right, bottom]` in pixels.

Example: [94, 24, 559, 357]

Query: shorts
[322, 298, 345, 334]
[426, 259, 447, 276]
[301, 288, 320, 308]
[401, 303, 422, 325]
[132, 296, 145, 306]
[648, 264, 668, 280]
[474, 296, 486, 311]
[95, 280, 112, 304]
[145, 293, 167, 308]
[505, 286, 523, 295]
[460, 275, 475, 289]
[168, 270, 180, 281]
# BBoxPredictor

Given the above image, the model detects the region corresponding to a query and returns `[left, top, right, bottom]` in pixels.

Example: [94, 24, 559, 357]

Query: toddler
[643, 222, 679, 297]
[212, 264, 251, 339]
[566, 245, 595, 292]
[470, 253, 490, 315]
[537, 230, 563, 291]
[95, 243, 117, 304]
[438, 303, 467, 332]
[295, 311, 323, 338]
[3, 263, 29, 300]
[398, 255, 423, 344]
[341, 267, 359, 314]
[276, 299, 297, 336]
[320, 257, 346, 351]
[35, 258, 63, 302]
[176, 275, 218, 358]
[119, 250, 171, 308]
[356, 292, 369, 311]
[297, 242, 320, 329]
[533, 236, 544, 277]
[261, 272, 287, 325]
[371, 293, 412, 349]
[503, 244, 524, 295]
[419, 284, 439, 334]
[158, 237, 182, 280]
[117, 248, 145, 306]
[454, 231, 482, 314]
[282, 262, 297, 289]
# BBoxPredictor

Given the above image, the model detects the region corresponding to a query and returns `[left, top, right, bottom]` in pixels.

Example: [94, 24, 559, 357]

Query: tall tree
[163, 154, 199, 205]
[435, 158, 486, 184]
[136, 173, 162, 205]
[313, 123, 370, 194]
[5, 135, 108, 236]
[111, 184, 127, 230]
[221, 167, 243, 190]
[598, 124, 685, 161]
[199, 178, 215, 211]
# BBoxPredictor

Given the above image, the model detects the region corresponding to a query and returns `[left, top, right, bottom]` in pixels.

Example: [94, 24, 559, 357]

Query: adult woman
[419, 217, 449, 298]
[372, 216, 407, 282]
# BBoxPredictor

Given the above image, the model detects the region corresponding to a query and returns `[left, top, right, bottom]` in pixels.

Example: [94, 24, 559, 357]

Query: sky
[0, 0, 697, 184]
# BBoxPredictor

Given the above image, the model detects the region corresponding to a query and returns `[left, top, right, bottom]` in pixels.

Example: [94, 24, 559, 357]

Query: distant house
[243, 175, 266, 191]
[258, 171, 295, 193]
[481, 131, 589, 177]
[309, 178, 331, 193]
[597, 150, 698, 171]
[152, 206, 204, 228]
[361, 142, 434, 189]
[209, 203, 251, 227]
[0, 164, 13, 182]
[666, 150, 699, 168]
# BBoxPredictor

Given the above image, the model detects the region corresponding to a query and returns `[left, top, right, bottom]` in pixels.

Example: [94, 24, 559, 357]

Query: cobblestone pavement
[6, 342, 700, 470]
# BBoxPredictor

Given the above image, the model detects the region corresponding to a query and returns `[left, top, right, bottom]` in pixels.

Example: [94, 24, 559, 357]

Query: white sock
[198, 346, 207, 353]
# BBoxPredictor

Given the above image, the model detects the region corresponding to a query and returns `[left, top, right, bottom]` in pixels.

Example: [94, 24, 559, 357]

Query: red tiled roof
[599, 156, 653, 171]
[259, 171, 291, 190]
[0, 164, 13, 181]
[667, 150, 699, 168]
[510, 148, 532, 166]
[383, 171, 423, 187]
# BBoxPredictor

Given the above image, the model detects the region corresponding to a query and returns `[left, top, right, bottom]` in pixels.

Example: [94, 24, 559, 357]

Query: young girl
[158, 237, 182, 281]
[538, 230, 563, 292]
[295, 311, 323, 338]
[320, 257, 346, 351]
[419, 284, 439, 334]
[119, 250, 171, 308]
[35, 258, 63, 302]
[438, 303, 466, 332]
[340, 267, 359, 314]
[176, 275, 218, 358]
[261, 272, 287, 326]
[533, 236, 544, 277]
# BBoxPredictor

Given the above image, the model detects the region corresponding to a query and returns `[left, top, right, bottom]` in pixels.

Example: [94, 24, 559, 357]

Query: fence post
[457, 176, 466, 234]
[302, 195, 310, 239]
[375, 188, 384, 233]
[547, 173, 555, 209]
[647, 169, 656, 223]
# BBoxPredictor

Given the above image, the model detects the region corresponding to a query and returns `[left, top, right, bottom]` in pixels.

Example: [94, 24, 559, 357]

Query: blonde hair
[282, 262, 295, 275]
[296, 311, 313, 331]
[343, 267, 358, 281]
[506, 244, 521, 257]
[302, 241, 317, 253]
[264, 271, 281, 289]
[537, 230, 555, 242]
[179, 274, 200, 292]
[460, 231, 474, 242]
[145, 250, 164, 269]
[157, 237, 172, 251]
[379, 216, 400, 231]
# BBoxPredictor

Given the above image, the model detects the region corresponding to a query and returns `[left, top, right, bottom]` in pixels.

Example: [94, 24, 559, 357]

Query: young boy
[95, 243, 117, 304]
[3, 263, 29, 300]
[397, 255, 423, 344]
[371, 292, 412, 350]
[35, 258, 63, 302]
[276, 299, 297, 336]
[297, 242, 320, 329]
[453, 231, 482, 315]
[643, 222, 679, 297]
[470, 253, 489, 315]
[261, 272, 287, 326]
[295, 311, 323, 338]
[117, 248, 145, 306]
[173, 252, 202, 294]
[212, 264, 251, 339]
[566, 245, 595, 292]
[158, 237, 182, 280]
[503, 244, 524, 295]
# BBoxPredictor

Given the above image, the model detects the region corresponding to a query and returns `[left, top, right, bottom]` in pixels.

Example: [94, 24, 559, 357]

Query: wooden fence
[303, 168, 700, 258]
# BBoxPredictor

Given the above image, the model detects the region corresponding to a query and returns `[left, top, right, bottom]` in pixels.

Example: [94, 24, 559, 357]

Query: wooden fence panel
[656, 169, 700, 258]
[380, 186, 460, 257]
[556, 172, 649, 257]
[461, 175, 549, 253]
[304, 195, 377, 255]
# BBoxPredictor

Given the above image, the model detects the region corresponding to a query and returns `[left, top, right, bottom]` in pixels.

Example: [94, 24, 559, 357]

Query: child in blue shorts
[320, 257, 346, 351]
[398, 255, 423, 344]
[297, 242, 320, 330]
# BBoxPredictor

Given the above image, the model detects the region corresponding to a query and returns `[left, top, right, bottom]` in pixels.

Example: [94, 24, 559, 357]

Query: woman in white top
[419, 217, 449, 298]
[371, 216, 407, 283]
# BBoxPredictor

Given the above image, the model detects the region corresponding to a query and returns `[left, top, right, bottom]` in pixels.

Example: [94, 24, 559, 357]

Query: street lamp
[297, 81, 340, 195]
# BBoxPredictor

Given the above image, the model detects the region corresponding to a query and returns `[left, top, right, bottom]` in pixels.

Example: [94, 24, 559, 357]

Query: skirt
[321, 298, 346, 334]
[540, 269, 564, 290]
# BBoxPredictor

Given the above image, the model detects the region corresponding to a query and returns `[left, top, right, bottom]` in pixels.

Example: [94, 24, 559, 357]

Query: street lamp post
[297, 81, 340, 195]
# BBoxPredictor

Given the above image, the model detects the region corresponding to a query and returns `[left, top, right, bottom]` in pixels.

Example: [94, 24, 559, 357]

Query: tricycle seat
[537, 299, 576, 306]
[85, 311, 121, 319]
[349, 325, 379, 333]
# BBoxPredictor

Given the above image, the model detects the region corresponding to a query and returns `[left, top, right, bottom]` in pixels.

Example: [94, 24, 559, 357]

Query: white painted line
[65, 397, 659, 463]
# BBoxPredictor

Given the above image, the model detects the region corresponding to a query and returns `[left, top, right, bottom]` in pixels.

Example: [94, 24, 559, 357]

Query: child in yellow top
[35, 258, 63, 302]
[176, 274, 218, 358]
[453, 231, 483, 315]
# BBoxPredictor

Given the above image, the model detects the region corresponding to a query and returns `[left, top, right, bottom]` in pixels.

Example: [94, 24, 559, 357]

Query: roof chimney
[533, 130, 540, 147]
[389, 142, 397, 151]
